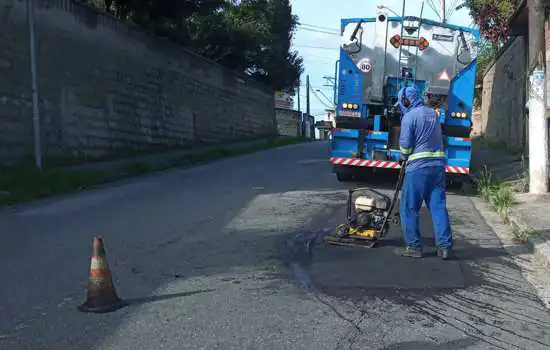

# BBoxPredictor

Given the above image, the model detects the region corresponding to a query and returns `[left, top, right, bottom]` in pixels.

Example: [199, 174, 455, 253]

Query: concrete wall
[0, 0, 277, 165]
[275, 108, 300, 137]
[480, 36, 527, 151]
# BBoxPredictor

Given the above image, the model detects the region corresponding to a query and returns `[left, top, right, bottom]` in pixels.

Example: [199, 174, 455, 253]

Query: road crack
[285, 229, 369, 350]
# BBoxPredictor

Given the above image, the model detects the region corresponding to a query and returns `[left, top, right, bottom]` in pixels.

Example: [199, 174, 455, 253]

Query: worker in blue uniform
[394, 86, 453, 260]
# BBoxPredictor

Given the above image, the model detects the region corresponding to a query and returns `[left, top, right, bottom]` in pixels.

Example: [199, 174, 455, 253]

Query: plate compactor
[324, 165, 406, 248]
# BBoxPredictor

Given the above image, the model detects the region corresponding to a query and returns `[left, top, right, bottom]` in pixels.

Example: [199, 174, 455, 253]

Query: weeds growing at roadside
[474, 165, 515, 221]
[515, 155, 529, 193]
[489, 184, 514, 221]
[476, 165, 494, 202]
[510, 223, 536, 244]
[474, 164, 539, 244]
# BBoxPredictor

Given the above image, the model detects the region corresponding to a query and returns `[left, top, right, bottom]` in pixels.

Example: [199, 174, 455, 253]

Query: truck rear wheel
[336, 172, 353, 182]
[461, 178, 475, 195]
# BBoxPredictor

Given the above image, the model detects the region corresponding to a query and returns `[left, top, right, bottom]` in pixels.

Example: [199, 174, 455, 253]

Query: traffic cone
[78, 236, 127, 313]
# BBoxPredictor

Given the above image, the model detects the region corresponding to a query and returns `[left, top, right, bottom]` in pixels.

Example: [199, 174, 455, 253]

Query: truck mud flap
[336, 117, 370, 130]
[357, 129, 367, 158]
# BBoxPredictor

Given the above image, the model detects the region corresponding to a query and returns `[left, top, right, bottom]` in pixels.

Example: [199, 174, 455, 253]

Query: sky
[289, 0, 475, 122]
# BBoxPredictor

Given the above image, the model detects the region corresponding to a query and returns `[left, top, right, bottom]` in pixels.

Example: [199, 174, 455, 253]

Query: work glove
[398, 155, 407, 166]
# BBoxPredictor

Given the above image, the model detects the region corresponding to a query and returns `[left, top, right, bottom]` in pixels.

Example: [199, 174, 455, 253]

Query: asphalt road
[1, 141, 550, 350]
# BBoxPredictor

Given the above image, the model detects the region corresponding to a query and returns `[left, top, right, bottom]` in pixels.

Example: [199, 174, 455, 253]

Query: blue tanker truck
[329, 4, 479, 188]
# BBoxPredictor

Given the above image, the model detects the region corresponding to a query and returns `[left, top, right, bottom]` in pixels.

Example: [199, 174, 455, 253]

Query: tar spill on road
[283, 228, 331, 292]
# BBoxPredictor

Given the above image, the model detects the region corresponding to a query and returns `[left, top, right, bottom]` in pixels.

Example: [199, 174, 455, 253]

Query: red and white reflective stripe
[331, 158, 400, 168]
[445, 165, 469, 174]
[330, 157, 469, 174]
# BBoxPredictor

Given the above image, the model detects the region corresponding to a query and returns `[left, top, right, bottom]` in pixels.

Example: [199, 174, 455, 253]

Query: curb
[506, 209, 550, 269]
[471, 197, 550, 308]
[0, 136, 313, 208]
[64, 136, 310, 174]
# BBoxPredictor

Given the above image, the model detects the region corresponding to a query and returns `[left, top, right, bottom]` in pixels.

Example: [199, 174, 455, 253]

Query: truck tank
[338, 8, 478, 111]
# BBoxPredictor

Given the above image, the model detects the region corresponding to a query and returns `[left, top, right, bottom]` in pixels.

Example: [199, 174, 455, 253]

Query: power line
[426, 0, 441, 20]
[297, 26, 340, 36]
[298, 23, 340, 32]
[299, 84, 333, 90]
[293, 44, 337, 51]
[304, 60, 337, 65]
[301, 54, 338, 61]
[446, 0, 461, 18]
[310, 86, 334, 109]
[303, 54, 338, 61]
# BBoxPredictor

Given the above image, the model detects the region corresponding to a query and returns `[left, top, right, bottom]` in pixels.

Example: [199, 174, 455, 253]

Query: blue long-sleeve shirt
[397, 87, 445, 172]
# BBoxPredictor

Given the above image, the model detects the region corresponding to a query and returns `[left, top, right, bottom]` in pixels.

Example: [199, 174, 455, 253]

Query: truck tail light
[418, 37, 429, 50]
[390, 35, 429, 50]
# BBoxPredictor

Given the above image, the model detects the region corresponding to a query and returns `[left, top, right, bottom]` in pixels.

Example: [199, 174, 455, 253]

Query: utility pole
[305, 75, 310, 137]
[440, 0, 446, 23]
[27, 0, 42, 170]
[306, 75, 310, 117]
[527, 0, 548, 193]
[295, 83, 302, 137]
[297, 84, 301, 112]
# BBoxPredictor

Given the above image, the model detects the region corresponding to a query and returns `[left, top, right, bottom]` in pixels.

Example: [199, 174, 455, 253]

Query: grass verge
[474, 164, 533, 243]
[0, 136, 309, 206]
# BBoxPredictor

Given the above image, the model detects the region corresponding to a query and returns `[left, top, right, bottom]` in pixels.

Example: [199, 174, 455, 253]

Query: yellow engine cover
[349, 227, 377, 239]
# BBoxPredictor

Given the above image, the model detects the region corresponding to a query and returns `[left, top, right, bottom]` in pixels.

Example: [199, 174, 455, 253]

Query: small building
[275, 108, 301, 137]
[315, 120, 333, 140]
[314, 108, 336, 140]
[325, 108, 336, 128]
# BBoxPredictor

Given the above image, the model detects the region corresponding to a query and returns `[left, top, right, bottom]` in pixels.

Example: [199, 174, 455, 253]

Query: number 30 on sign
[357, 59, 372, 73]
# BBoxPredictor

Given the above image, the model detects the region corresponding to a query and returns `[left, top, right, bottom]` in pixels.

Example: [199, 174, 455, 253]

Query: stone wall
[275, 108, 301, 137]
[0, 0, 277, 165]
[480, 36, 527, 151]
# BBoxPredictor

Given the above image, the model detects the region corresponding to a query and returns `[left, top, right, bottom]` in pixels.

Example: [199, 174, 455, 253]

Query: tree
[457, 0, 521, 45]
[243, 0, 304, 93]
[474, 40, 498, 80]
[472, 40, 498, 107]
[85, 0, 303, 93]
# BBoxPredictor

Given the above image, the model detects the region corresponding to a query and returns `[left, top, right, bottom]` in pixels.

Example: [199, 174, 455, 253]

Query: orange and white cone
[78, 237, 127, 313]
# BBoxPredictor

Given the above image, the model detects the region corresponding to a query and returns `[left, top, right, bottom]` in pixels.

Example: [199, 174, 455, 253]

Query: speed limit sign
[357, 58, 372, 73]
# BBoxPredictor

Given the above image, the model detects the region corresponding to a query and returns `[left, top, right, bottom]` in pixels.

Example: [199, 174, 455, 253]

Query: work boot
[437, 247, 453, 260]
[400, 246, 423, 259]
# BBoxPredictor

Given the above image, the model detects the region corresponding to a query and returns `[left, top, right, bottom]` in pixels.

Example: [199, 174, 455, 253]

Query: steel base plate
[323, 235, 378, 249]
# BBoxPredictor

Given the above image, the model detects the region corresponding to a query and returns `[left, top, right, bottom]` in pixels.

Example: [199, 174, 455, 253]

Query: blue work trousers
[399, 166, 452, 249]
